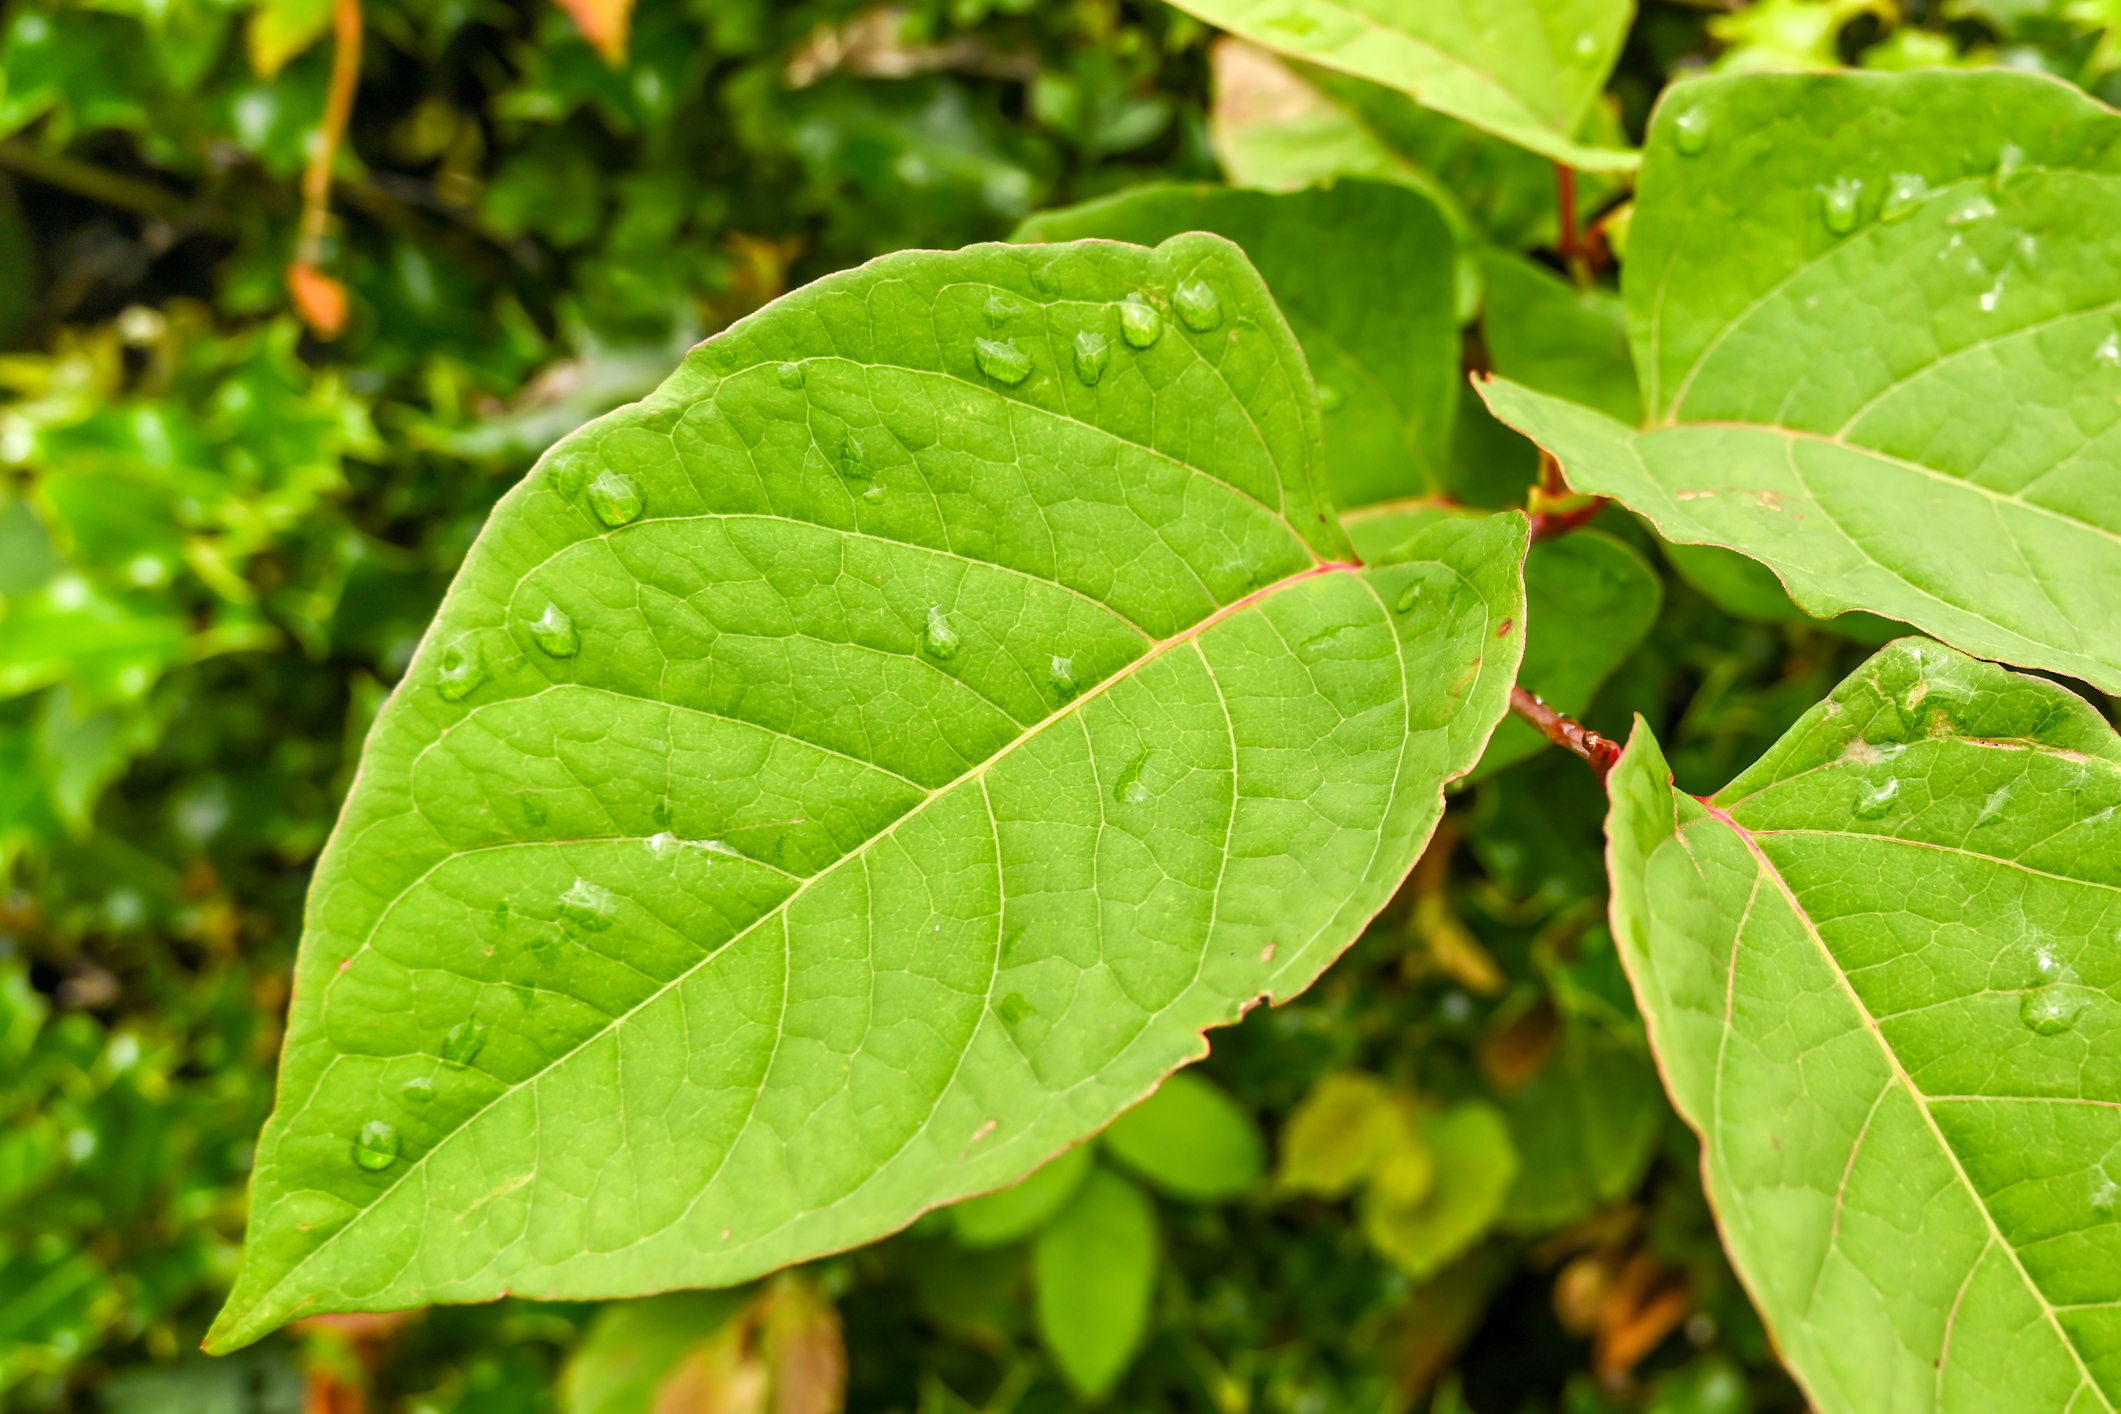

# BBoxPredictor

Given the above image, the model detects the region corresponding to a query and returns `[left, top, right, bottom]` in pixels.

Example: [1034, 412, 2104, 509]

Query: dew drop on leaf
[402, 1077, 436, 1104]
[922, 606, 962, 661]
[1673, 106, 1711, 156]
[2021, 986, 2088, 1036]
[1394, 580, 1424, 614]
[586, 470, 644, 528]
[351, 1120, 401, 1172]
[1049, 654, 1078, 700]
[1572, 30, 1595, 56]
[1029, 265, 1060, 296]
[1174, 280, 1223, 332]
[983, 293, 1013, 328]
[1995, 142, 2025, 186]
[2096, 334, 2120, 368]
[436, 641, 487, 702]
[1118, 295, 1162, 349]
[1853, 777, 1900, 819]
[1972, 781, 2014, 828]
[1819, 177, 1862, 235]
[1317, 382, 1344, 413]
[528, 603, 578, 658]
[1881, 172, 1931, 223]
[559, 878, 617, 932]
[1113, 751, 1153, 804]
[440, 1020, 486, 1067]
[974, 338, 1032, 385]
[777, 361, 805, 389]
[1072, 330, 1109, 385]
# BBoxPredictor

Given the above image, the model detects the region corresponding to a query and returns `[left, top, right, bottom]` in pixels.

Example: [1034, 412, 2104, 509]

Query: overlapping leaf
[207, 235, 1528, 1349]
[1013, 182, 1459, 505]
[1167, 0, 1638, 171]
[1609, 639, 2121, 1412]
[1485, 70, 2121, 692]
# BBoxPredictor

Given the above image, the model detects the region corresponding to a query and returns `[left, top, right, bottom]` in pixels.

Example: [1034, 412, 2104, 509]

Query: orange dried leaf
[287, 262, 349, 338]
[552, 0, 631, 64]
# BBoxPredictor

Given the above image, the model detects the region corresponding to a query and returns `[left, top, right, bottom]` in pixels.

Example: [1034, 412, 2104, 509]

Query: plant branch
[1509, 687, 1621, 784]
[0, 142, 227, 231]
[1526, 450, 1608, 542]
[287, 0, 363, 337]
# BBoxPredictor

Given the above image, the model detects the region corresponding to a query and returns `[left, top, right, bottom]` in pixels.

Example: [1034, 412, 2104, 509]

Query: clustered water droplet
[586, 470, 643, 527]
[1880, 172, 1932, 223]
[1672, 105, 1711, 156]
[777, 361, 806, 389]
[436, 641, 488, 702]
[529, 603, 579, 658]
[1819, 176, 1863, 236]
[559, 878, 617, 932]
[921, 605, 962, 661]
[1118, 294, 1162, 349]
[1073, 330, 1110, 386]
[352, 1119, 402, 1172]
[974, 338, 1032, 386]
[2015, 940, 2089, 1036]
[1174, 280, 1223, 332]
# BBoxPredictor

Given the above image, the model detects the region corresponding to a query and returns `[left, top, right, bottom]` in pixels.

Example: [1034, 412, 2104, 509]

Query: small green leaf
[1103, 1070, 1266, 1202]
[1500, 1042, 1663, 1232]
[951, 1144, 1093, 1248]
[1276, 1069, 1396, 1199]
[1478, 251, 1637, 427]
[561, 1290, 753, 1414]
[1608, 638, 2121, 1413]
[1486, 70, 2121, 692]
[1658, 540, 1901, 645]
[1033, 1166, 1159, 1401]
[208, 235, 1528, 1350]
[1362, 1102, 1517, 1279]
[1168, 0, 1639, 171]
[1014, 181, 1460, 505]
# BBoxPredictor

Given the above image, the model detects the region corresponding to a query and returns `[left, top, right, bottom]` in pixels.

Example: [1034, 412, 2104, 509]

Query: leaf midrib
[1692, 795, 2116, 1410]
[270, 556, 1365, 1315]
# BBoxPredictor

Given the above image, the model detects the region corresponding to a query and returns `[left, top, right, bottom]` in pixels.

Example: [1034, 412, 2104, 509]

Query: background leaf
[1031, 1166, 1158, 1401]
[1361, 1101, 1517, 1280]
[1102, 1069, 1266, 1202]
[1486, 69, 2121, 692]
[948, 1144, 1092, 1249]
[561, 1290, 752, 1414]
[1499, 1042, 1662, 1231]
[1608, 638, 2121, 1413]
[1013, 180, 1460, 505]
[207, 234, 1528, 1349]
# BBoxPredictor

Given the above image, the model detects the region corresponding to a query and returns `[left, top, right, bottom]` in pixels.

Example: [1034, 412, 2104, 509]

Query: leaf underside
[1610, 638, 2121, 1413]
[1165, 0, 1639, 172]
[1485, 70, 2121, 693]
[208, 235, 1527, 1350]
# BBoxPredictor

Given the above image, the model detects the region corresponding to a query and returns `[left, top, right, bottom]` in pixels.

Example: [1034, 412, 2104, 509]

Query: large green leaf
[1608, 638, 2121, 1413]
[207, 235, 1529, 1350]
[1167, 0, 1638, 172]
[1012, 181, 1459, 506]
[1484, 70, 2121, 693]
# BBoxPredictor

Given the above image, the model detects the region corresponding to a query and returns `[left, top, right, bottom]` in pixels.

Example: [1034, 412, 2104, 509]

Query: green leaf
[1362, 1101, 1517, 1279]
[1500, 1042, 1662, 1231]
[1012, 181, 1460, 506]
[1166, 0, 1639, 172]
[1658, 539, 1902, 646]
[1343, 515, 1659, 778]
[1033, 1165, 1159, 1401]
[1275, 1069, 1397, 1199]
[1102, 1069, 1266, 1202]
[207, 235, 1529, 1350]
[1484, 70, 2121, 693]
[951, 1144, 1093, 1248]
[1607, 638, 2121, 1413]
[561, 1289, 753, 1414]
[247, 0, 333, 79]
[1478, 250, 1636, 426]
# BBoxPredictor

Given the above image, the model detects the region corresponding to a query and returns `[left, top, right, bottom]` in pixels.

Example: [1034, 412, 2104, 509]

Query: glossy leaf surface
[1608, 639, 2121, 1412]
[1167, 0, 1638, 171]
[1013, 181, 1459, 506]
[1485, 70, 2121, 692]
[208, 235, 1528, 1349]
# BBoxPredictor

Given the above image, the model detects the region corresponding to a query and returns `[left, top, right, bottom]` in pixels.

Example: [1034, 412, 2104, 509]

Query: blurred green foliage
[4, 0, 2117, 1411]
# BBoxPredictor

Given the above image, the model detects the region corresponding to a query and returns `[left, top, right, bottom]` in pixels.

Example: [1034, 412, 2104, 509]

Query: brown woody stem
[1509, 687, 1622, 784]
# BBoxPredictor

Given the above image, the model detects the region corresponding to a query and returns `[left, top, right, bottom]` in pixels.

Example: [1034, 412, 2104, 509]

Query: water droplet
[441, 1021, 487, 1067]
[559, 878, 617, 932]
[974, 338, 1032, 385]
[529, 603, 578, 658]
[1072, 330, 1110, 385]
[1393, 580, 1424, 614]
[586, 470, 643, 527]
[352, 1119, 401, 1172]
[1980, 276, 2006, 313]
[402, 1077, 437, 1104]
[2021, 986, 2088, 1036]
[1316, 382, 1344, 412]
[1673, 106, 1711, 156]
[1118, 295, 1162, 349]
[1995, 142, 2026, 186]
[1853, 777, 1900, 820]
[436, 641, 487, 702]
[1572, 30, 1595, 56]
[777, 361, 805, 389]
[838, 435, 870, 482]
[983, 293, 1013, 328]
[1881, 172, 1932, 222]
[921, 605, 962, 661]
[1819, 177, 1863, 235]
[1973, 781, 2015, 828]
[2096, 334, 2120, 368]
[1948, 192, 1997, 225]
[861, 484, 886, 503]
[1048, 654, 1078, 700]
[2091, 1170, 2120, 1216]
[1113, 751, 1153, 805]
[647, 830, 682, 860]
[1174, 280, 1223, 332]
[1029, 266, 1060, 296]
